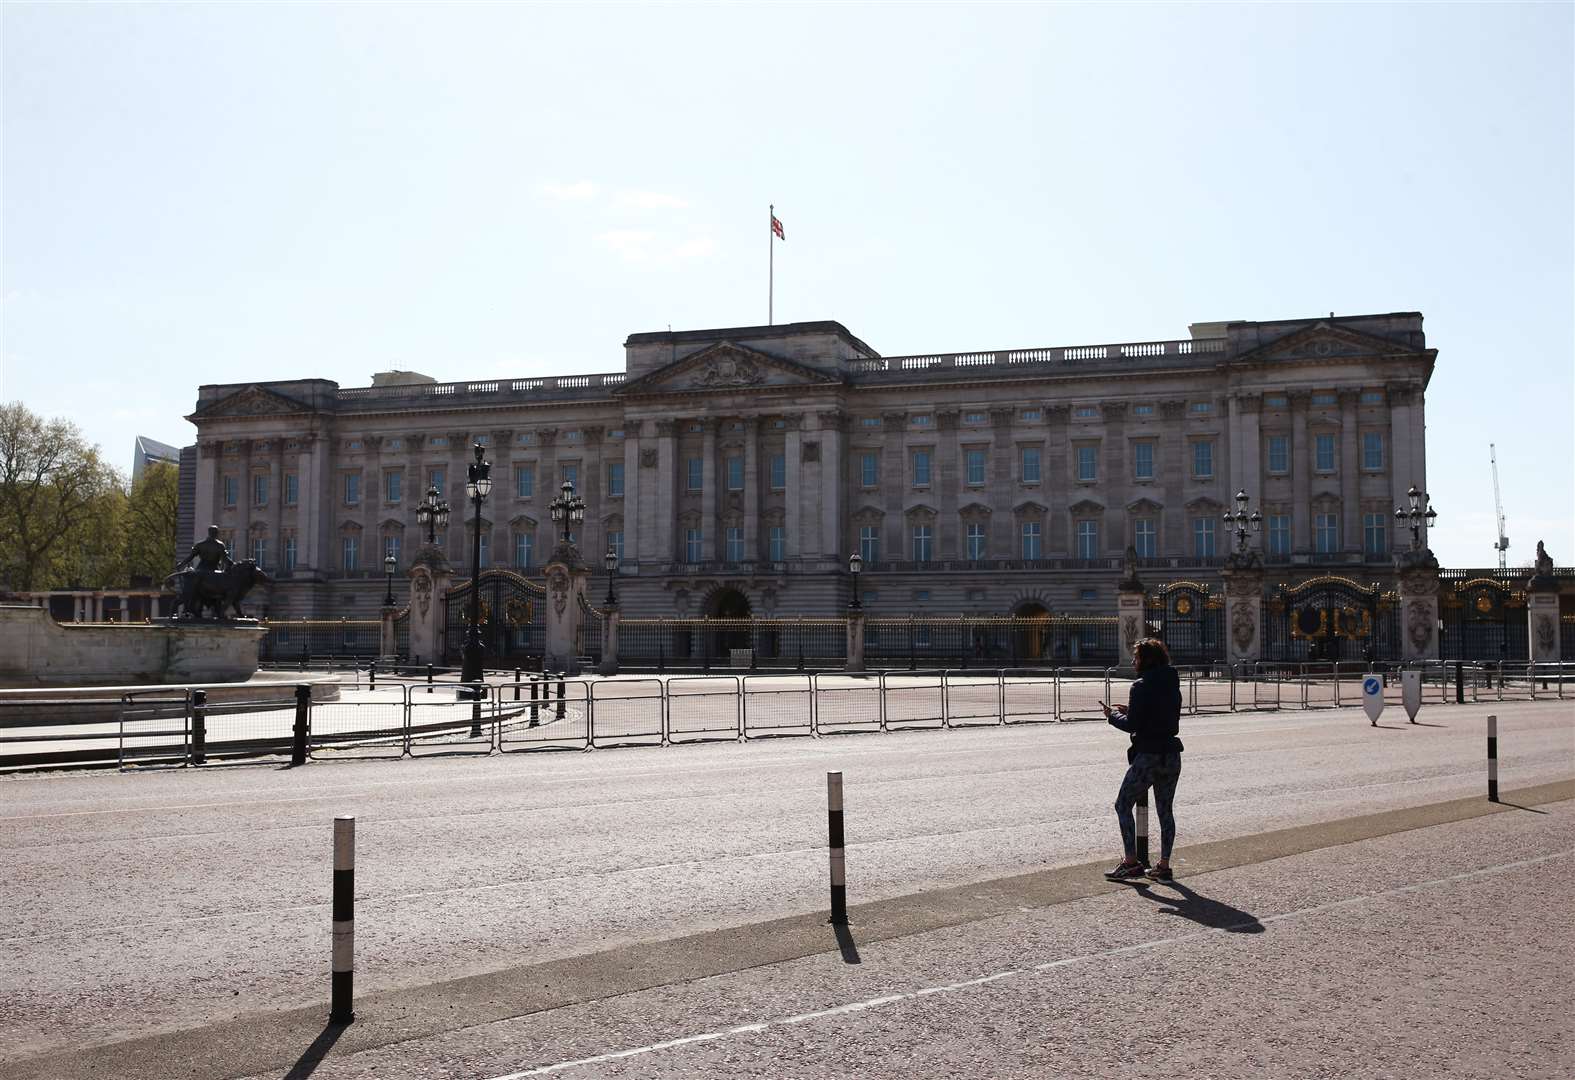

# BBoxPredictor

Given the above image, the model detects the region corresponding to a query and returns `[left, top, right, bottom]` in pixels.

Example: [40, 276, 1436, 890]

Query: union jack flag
[771, 214, 785, 240]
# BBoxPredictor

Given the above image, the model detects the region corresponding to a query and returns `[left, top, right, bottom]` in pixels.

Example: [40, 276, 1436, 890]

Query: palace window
[911, 415, 932, 427]
[912, 450, 931, 487]
[385, 471, 401, 503]
[1073, 406, 1098, 419]
[251, 537, 267, 568]
[344, 474, 360, 505]
[517, 465, 534, 499]
[1265, 395, 1288, 408]
[477, 530, 489, 569]
[1021, 447, 1041, 483]
[1267, 436, 1289, 474]
[725, 527, 744, 563]
[608, 530, 624, 561]
[1268, 514, 1291, 556]
[284, 535, 298, 571]
[253, 474, 269, 507]
[1133, 441, 1155, 481]
[284, 474, 299, 506]
[966, 450, 987, 486]
[1021, 522, 1042, 560]
[860, 526, 879, 563]
[1362, 432, 1384, 470]
[685, 529, 703, 562]
[911, 525, 932, 563]
[607, 462, 625, 497]
[430, 469, 445, 496]
[430, 437, 449, 447]
[860, 453, 878, 487]
[560, 463, 578, 489]
[1133, 403, 1155, 416]
[1361, 391, 1385, 404]
[515, 532, 534, 569]
[861, 416, 882, 428]
[1315, 434, 1336, 472]
[1363, 513, 1387, 557]
[222, 475, 237, 507]
[966, 522, 986, 560]
[1020, 409, 1041, 421]
[1076, 446, 1098, 482]
[687, 458, 704, 491]
[726, 456, 743, 491]
[384, 535, 401, 567]
[1311, 393, 1337, 406]
[769, 454, 786, 490]
[1192, 440, 1214, 479]
[1135, 518, 1156, 558]
[964, 412, 988, 425]
[1315, 513, 1339, 553]
[342, 535, 359, 572]
[1076, 520, 1099, 559]
[1190, 401, 1212, 414]
[768, 526, 784, 562]
[1192, 517, 1217, 557]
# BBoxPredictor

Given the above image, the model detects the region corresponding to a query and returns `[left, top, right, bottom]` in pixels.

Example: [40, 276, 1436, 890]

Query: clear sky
[3, 2, 1571, 569]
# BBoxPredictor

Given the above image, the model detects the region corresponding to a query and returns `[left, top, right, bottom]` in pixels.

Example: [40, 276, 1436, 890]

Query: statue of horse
[163, 560, 272, 621]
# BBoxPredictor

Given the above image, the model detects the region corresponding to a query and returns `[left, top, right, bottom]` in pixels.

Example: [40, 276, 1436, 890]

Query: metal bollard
[1135, 786, 1150, 866]
[1455, 662, 1465, 704]
[1487, 715, 1499, 803]
[556, 675, 566, 722]
[827, 771, 848, 925]
[330, 816, 355, 1024]
[191, 689, 207, 766]
[426, 664, 434, 694]
[529, 675, 540, 727]
[514, 668, 521, 702]
[368, 659, 377, 690]
[292, 685, 310, 766]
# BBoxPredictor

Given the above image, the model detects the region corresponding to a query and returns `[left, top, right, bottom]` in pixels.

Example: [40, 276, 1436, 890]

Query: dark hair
[1133, 638, 1171, 672]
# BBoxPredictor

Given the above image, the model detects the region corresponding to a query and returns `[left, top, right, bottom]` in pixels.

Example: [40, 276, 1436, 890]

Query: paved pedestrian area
[1, 701, 1569, 1079]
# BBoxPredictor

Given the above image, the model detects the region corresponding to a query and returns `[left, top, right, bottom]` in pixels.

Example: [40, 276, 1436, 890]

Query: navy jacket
[1108, 664, 1184, 761]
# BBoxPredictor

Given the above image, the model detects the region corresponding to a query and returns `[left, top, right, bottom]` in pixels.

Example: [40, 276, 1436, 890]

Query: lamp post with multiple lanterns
[604, 548, 620, 607]
[549, 479, 586, 550]
[460, 446, 492, 716]
[382, 552, 397, 607]
[1395, 485, 1437, 551]
[1222, 489, 1262, 554]
[414, 485, 450, 545]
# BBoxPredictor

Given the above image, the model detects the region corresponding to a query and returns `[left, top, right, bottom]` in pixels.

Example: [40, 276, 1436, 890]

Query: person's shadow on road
[1131, 880, 1264, 933]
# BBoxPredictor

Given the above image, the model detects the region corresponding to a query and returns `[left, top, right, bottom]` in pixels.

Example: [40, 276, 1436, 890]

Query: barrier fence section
[6, 662, 1570, 773]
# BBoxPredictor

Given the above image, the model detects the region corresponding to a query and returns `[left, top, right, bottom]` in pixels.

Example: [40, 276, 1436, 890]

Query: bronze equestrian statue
[165, 525, 272, 620]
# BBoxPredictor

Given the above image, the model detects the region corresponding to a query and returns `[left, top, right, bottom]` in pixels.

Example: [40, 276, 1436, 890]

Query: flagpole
[768, 203, 774, 326]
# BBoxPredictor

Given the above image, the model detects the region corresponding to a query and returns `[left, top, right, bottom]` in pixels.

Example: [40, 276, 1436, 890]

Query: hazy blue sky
[3, 2, 1571, 568]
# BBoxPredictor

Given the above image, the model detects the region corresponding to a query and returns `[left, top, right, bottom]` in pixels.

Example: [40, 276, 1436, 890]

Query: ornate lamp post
[848, 552, 863, 610]
[1222, 489, 1262, 554]
[382, 552, 397, 607]
[415, 485, 450, 545]
[1395, 485, 1437, 551]
[549, 479, 586, 550]
[604, 548, 620, 607]
[461, 445, 492, 710]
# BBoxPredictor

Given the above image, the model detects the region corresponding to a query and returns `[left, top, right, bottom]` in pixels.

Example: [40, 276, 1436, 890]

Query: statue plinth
[1395, 548, 1442, 662]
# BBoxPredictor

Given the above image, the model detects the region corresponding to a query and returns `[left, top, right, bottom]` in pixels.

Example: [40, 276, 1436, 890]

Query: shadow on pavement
[833, 921, 862, 964]
[283, 1021, 349, 1079]
[1495, 802, 1550, 815]
[1132, 880, 1264, 933]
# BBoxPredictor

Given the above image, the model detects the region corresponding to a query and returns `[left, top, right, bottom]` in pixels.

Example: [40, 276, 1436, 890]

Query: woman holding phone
[1102, 638, 1184, 882]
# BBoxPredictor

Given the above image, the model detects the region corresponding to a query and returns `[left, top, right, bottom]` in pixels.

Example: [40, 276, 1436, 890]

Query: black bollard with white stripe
[827, 771, 848, 925]
[1487, 715, 1499, 803]
[331, 815, 355, 1024]
[1135, 786, 1150, 867]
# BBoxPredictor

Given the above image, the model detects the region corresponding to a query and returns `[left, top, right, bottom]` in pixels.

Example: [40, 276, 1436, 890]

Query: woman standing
[1102, 638, 1185, 882]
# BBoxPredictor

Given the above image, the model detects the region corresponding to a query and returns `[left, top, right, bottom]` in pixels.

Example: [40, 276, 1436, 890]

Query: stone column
[1159, 400, 1186, 556]
[543, 548, 590, 675]
[1290, 390, 1311, 551]
[1387, 383, 1414, 525]
[1338, 390, 1360, 553]
[236, 440, 253, 551]
[599, 606, 620, 675]
[405, 545, 453, 666]
[1116, 551, 1145, 665]
[783, 416, 802, 560]
[1100, 403, 1127, 556]
[1044, 404, 1070, 553]
[846, 609, 866, 672]
[1396, 550, 1441, 662]
[1528, 546, 1561, 664]
[621, 426, 640, 569]
[742, 418, 760, 559]
[194, 440, 221, 546]
[267, 441, 284, 573]
[820, 412, 845, 563]
[936, 409, 960, 557]
[652, 420, 677, 563]
[1221, 552, 1265, 666]
[701, 420, 719, 561]
[380, 603, 397, 658]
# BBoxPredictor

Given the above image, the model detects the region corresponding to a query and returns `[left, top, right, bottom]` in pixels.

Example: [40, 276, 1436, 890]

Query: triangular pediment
[1068, 498, 1104, 515]
[1012, 499, 1048, 515]
[1186, 496, 1224, 513]
[1235, 322, 1425, 365]
[614, 342, 842, 396]
[1126, 497, 1164, 514]
[189, 385, 313, 420]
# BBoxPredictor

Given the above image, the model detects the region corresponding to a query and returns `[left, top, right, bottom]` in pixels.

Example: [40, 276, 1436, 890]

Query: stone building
[179, 311, 1435, 620]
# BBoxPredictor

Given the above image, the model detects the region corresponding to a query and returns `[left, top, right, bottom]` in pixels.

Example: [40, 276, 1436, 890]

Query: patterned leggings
[1115, 752, 1182, 861]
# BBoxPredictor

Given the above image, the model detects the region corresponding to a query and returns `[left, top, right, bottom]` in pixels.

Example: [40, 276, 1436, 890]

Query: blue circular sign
[1364, 677, 1381, 695]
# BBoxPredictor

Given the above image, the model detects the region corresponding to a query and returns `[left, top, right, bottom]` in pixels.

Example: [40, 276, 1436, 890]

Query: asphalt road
[1, 699, 1569, 1076]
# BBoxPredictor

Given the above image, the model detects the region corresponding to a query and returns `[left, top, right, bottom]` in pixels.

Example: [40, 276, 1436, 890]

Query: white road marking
[481, 850, 1570, 1079]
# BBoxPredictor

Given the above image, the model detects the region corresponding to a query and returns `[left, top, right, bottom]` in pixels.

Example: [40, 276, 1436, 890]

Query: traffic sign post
[1362, 675, 1384, 725]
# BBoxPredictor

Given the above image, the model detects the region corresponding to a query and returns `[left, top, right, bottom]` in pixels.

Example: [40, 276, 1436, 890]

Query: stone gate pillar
[1396, 549, 1442, 662]
[845, 610, 866, 672]
[1221, 551, 1265, 668]
[1116, 546, 1144, 667]
[599, 607, 621, 675]
[1527, 541, 1561, 664]
[544, 547, 589, 675]
[406, 545, 453, 666]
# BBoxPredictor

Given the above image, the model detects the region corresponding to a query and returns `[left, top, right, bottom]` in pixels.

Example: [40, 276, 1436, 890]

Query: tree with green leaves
[126, 462, 180, 583]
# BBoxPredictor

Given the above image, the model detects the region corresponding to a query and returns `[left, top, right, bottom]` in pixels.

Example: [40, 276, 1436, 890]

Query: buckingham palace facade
[179, 311, 1435, 620]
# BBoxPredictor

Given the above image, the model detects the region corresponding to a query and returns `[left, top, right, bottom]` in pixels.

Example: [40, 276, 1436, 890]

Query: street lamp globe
[604, 549, 618, 573]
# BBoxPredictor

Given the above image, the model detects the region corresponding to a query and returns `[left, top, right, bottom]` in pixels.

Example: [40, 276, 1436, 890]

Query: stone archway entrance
[707, 587, 752, 658]
[1013, 600, 1051, 662]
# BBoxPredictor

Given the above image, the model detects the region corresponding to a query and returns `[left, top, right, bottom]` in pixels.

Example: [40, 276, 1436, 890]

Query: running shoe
[1145, 864, 1173, 882]
[1104, 861, 1147, 882]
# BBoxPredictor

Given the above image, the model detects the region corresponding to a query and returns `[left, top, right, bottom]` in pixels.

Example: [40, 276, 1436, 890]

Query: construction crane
[1490, 444, 1509, 569]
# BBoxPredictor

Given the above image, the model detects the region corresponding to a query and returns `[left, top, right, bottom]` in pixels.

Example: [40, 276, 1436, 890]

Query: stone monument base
[0, 605, 266, 687]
